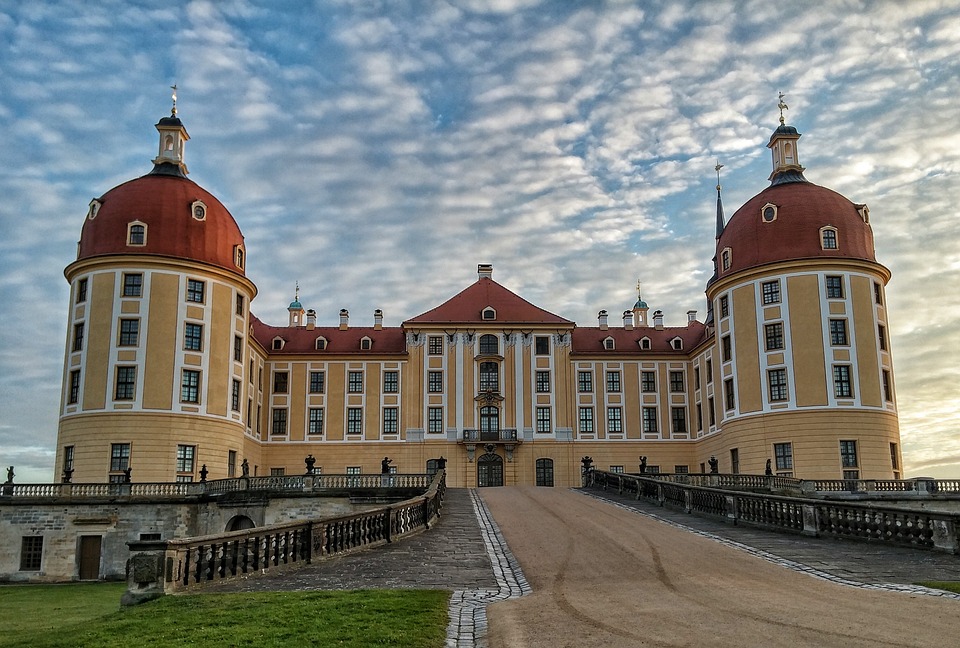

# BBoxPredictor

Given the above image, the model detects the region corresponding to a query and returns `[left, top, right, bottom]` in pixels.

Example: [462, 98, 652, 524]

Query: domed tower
[705, 102, 900, 479]
[56, 96, 258, 483]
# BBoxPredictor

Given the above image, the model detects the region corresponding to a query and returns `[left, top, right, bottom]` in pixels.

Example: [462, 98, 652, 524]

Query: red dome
[77, 173, 245, 275]
[717, 181, 875, 276]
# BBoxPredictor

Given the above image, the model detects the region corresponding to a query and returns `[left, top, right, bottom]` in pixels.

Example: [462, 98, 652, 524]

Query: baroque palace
[55, 101, 902, 489]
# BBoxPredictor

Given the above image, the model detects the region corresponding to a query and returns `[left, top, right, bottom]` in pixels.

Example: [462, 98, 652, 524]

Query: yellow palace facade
[54, 104, 901, 488]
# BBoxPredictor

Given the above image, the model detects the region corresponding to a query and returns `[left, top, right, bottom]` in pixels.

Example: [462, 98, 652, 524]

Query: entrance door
[479, 406, 500, 441]
[477, 452, 504, 487]
[78, 535, 102, 580]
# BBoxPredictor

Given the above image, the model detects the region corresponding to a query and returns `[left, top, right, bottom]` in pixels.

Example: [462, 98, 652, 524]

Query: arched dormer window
[721, 247, 732, 271]
[670, 337, 683, 351]
[820, 226, 838, 250]
[87, 199, 101, 220]
[272, 337, 285, 351]
[603, 337, 615, 350]
[127, 221, 147, 246]
[191, 200, 207, 221]
[234, 245, 245, 269]
[479, 334, 499, 355]
[761, 203, 778, 223]
[360, 336, 372, 350]
[315, 337, 328, 350]
[639, 337, 651, 350]
[482, 306, 496, 320]
[857, 204, 870, 223]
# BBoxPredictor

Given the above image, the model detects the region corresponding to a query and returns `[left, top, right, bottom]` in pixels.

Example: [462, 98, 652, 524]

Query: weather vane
[171, 84, 178, 116]
[715, 159, 724, 191]
[636, 279, 642, 300]
[778, 91, 788, 125]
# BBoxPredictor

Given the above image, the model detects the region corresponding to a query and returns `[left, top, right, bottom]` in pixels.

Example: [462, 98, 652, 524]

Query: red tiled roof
[716, 181, 875, 277]
[571, 322, 709, 354]
[404, 277, 572, 326]
[250, 315, 407, 354]
[78, 174, 245, 275]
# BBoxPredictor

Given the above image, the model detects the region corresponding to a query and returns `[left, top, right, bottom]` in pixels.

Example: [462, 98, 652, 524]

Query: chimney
[478, 263, 493, 280]
[374, 309, 383, 331]
[339, 309, 349, 331]
[686, 310, 697, 326]
[653, 310, 664, 330]
[598, 310, 608, 331]
[623, 310, 634, 330]
[306, 309, 316, 330]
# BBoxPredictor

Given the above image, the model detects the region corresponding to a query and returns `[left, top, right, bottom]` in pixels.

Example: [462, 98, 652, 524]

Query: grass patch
[0, 585, 449, 648]
[0, 582, 127, 638]
[917, 581, 960, 594]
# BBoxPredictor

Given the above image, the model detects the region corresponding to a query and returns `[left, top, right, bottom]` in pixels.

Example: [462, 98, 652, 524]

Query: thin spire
[171, 84, 178, 117]
[715, 160, 725, 238]
[636, 279, 642, 302]
[778, 91, 788, 125]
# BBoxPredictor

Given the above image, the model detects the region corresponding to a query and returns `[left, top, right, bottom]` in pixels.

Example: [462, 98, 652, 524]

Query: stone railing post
[657, 482, 665, 506]
[725, 495, 738, 523]
[683, 489, 692, 513]
[121, 540, 171, 606]
[863, 480, 876, 493]
[914, 478, 937, 495]
[801, 503, 819, 537]
[800, 481, 816, 497]
[930, 517, 959, 554]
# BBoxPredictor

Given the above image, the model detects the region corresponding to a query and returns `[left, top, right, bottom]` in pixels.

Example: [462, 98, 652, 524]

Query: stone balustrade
[586, 470, 960, 554]
[121, 470, 446, 605]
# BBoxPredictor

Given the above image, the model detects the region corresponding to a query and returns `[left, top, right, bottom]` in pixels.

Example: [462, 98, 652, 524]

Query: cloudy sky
[1, 0, 957, 482]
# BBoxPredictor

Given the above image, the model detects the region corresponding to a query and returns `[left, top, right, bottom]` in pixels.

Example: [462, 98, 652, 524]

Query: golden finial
[778, 91, 788, 125]
[171, 84, 178, 116]
[715, 160, 724, 191]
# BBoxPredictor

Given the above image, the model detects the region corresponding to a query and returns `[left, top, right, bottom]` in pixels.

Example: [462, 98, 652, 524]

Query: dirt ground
[481, 487, 960, 648]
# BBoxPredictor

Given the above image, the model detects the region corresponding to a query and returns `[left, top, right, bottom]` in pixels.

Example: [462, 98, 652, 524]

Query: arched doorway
[225, 515, 255, 532]
[477, 451, 503, 487]
[535, 458, 554, 486]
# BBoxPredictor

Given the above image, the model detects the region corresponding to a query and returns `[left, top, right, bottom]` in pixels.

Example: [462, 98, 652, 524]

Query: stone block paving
[581, 487, 960, 599]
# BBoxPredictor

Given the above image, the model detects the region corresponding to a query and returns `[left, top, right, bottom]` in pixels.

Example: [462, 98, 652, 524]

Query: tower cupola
[767, 92, 808, 186]
[288, 283, 305, 327]
[151, 85, 189, 177]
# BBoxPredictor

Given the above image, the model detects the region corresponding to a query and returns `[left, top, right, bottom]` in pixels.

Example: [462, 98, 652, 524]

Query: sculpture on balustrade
[708, 456, 719, 474]
[305, 454, 316, 475]
[199, 464, 209, 482]
[381, 457, 393, 474]
[639, 456, 647, 474]
[437, 456, 447, 470]
[62, 467, 73, 484]
[765, 459, 773, 476]
[2, 466, 12, 496]
[241, 459, 250, 477]
[123, 467, 132, 483]
[581, 456, 593, 471]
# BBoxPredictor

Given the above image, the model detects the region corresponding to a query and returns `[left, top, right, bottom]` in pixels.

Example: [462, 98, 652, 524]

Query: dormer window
[761, 203, 778, 223]
[820, 226, 838, 250]
[639, 337, 651, 350]
[272, 337, 285, 351]
[721, 247, 732, 271]
[482, 306, 496, 320]
[127, 222, 147, 246]
[315, 337, 328, 350]
[360, 336, 372, 350]
[87, 200, 101, 220]
[603, 337, 615, 350]
[670, 337, 683, 350]
[857, 204, 870, 223]
[234, 245, 245, 269]
[191, 200, 207, 221]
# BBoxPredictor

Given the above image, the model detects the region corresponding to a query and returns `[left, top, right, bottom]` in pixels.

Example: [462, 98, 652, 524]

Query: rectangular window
[347, 408, 363, 435]
[774, 442, 793, 470]
[578, 371, 593, 393]
[674, 465, 689, 474]
[428, 335, 443, 355]
[696, 402, 703, 431]
[123, 273, 143, 297]
[181, 369, 200, 403]
[730, 448, 740, 474]
[428, 407, 443, 433]
[115, 366, 136, 400]
[669, 371, 684, 392]
[826, 275, 844, 299]
[874, 282, 883, 305]
[719, 294, 729, 318]
[642, 407, 657, 433]
[537, 370, 551, 393]
[768, 368, 788, 402]
[671, 407, 686, 433]
[641, 371, 655, 392]
[537, 406, 552, 433]
[764, 323, 784, 351]
[309, 371, 325, 393]
[110, 443, 131, 471]
[270, 468, 285, 477]
[76, 278, 88, 303]
[348, 371, 363, 393]
[882, 370, 892, 402]
[235, 294, 244, 316]
[271, 408, 288, 436]
[829, 319, 848, 346]
[479, 362, 499, 392]
[233, 335, 243, 362]
[428, 370, 443, 393]
[606, 371, 621, 393]
[694, 366, 701, 387]
[68, 370, 81, 405]
[274, 371, 289, 394]
[833, 365, 853, 398]
[231, 379, 241, 412]
[308, 408, 324, 435]
[610, 465, 624, 474]
[721, 335, 731, 362]
[706, 359, 713, 383]
[73, 323, 84, 352]
[708, 398, 715, 427]
[382, 407, 399, 434]
[383, 371, 399, 393]
[63, 446, 75, 472]
[840, 440, 858, 467]
[761, 280, 781, 305]
[186, 279, 205, 303]
[890, 442, 899, 470]
[878, 324, 887, 351]
[176, 445, 195, 473]
[184, 322, 203, 351]
[579, 407, 594, 433]
[19, 537, 43, 571]
[228, 450, 237, 478]
[724, 378, 735, 411]
[607, 407, 622, 434]
[535, 336, 550, 355]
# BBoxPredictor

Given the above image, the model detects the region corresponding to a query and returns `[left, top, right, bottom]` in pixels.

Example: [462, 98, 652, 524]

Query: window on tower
[820, 227, 838, 250]
[122, 273, 143, 298]
[761, 280, 781, 305]
[127, 222, 146, 246]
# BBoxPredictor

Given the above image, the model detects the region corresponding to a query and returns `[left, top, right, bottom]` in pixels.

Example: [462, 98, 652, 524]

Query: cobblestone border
[445, 490, 531, 647]
[580, 489, 960, 601]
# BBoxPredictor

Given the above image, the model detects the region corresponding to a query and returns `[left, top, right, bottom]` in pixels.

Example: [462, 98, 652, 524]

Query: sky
[1, 0, 958, 482]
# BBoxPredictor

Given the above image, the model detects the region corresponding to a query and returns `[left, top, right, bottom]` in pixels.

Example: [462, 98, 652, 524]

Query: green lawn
[917, 581, 960, 594]
[0, 584, 449, 647]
